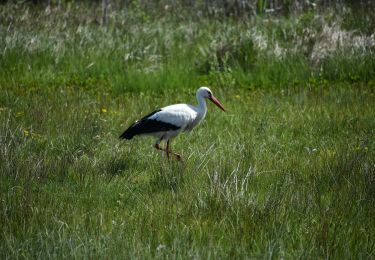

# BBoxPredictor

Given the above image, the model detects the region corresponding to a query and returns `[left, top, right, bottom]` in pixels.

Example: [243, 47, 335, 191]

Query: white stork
[120, 87, 225, 160]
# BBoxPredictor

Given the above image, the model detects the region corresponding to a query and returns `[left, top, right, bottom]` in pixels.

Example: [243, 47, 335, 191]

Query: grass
[1, 3, 375, 91]
[1, 83, 374, 258]
[1, 2, 375, 258]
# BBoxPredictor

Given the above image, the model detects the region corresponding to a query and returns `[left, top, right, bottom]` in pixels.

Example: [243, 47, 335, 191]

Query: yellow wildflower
[23, 130, 30, 137]
[101, 108, 108, 113]
[31, 132, 42, 139]
[16, 112, 24, 117]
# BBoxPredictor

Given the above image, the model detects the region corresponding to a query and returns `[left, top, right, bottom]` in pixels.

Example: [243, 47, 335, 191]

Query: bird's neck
[196, 95, 207, 119]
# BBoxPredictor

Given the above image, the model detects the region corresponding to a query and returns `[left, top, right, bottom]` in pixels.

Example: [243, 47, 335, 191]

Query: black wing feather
[119, 109, 180, 140]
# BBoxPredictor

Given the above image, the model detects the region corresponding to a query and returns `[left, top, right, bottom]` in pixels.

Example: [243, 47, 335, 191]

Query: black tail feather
[120, 109, 162, 140]
[119, 128, 135, 139]
[119, 109, 180, 140]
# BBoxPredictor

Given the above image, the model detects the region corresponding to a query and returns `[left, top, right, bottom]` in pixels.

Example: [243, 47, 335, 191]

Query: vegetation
[1, 1, 374, 258]
[1, 1, 375, 91]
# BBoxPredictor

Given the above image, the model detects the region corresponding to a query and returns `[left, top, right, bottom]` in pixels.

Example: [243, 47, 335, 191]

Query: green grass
[1, 3, 375, 92]
[1, 2, 375, 258]
[1, 83, 374, 258]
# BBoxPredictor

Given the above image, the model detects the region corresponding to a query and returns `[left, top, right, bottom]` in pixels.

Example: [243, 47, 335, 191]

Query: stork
[119, 87, 225, 160]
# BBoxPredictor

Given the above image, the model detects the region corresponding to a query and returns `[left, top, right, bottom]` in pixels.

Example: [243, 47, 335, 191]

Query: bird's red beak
[209, 95, 226, 112]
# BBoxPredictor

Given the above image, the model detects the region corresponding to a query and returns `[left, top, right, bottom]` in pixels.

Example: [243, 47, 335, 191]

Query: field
[1, 2, 375, 258]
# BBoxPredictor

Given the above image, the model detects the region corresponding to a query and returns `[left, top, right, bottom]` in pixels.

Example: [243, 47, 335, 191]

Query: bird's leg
[154, 143, 165, 153]
[166, 140, 182, 161]
[154, 139, 169, 158]
[166, 140, 170, 160]
[154, 139, 182, 161]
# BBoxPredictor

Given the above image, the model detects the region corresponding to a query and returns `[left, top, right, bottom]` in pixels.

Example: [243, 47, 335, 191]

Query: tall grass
[1, 83, 374, 258]
[1, 3, 374, 92]
[1, 2, 375, 258]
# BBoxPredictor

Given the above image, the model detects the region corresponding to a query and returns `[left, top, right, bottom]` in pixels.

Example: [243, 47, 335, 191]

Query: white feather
[148, 104, 198, 130]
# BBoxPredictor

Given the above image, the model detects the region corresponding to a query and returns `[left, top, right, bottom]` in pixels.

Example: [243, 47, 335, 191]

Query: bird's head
[197, 86, 226, 112]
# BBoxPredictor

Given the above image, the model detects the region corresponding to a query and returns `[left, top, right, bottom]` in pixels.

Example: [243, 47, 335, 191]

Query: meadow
[1, 2, 375, 258]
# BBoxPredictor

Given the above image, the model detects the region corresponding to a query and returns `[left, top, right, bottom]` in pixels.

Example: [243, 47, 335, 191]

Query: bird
[119, 87, 225, 160]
